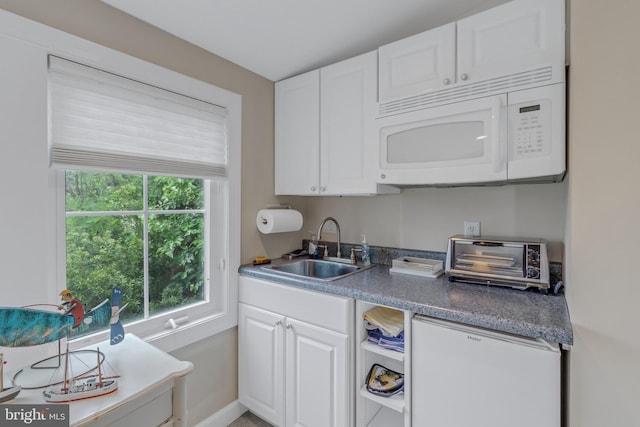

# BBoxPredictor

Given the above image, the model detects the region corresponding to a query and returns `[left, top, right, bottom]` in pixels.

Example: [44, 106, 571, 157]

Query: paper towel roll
[256, 209, 303, 234]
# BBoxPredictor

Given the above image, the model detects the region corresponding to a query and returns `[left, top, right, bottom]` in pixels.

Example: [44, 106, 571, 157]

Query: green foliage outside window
[65, 171, 205, 323]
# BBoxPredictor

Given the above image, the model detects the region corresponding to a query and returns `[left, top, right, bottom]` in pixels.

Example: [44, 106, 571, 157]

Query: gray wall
[566, 1, 640, 426]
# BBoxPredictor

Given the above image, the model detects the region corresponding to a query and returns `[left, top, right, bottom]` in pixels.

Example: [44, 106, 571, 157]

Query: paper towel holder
[259, 205, 292, 225]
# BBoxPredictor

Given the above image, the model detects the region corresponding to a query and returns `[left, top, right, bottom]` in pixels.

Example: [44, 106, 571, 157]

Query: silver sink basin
[263, 259, 370, 281]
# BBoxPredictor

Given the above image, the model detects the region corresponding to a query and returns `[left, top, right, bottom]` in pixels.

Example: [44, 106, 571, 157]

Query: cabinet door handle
[443, 78, 451, 85]
[310, 186, 317, 192]
[275, 320, 282, 326]
[286, 323, 292, 329]
[320, 186, 326, 192]
[460, 73, 469, 81]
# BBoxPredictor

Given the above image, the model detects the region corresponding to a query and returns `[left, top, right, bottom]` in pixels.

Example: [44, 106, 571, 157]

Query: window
[65, 171, 206, 328]
[50, 55, 241, 350]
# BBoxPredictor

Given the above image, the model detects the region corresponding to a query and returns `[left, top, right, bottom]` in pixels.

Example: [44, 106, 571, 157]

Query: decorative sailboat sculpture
[0, 287, 126, 402]
[0, 353, 22, 403]
[0, 294, 112, 347]
[42, 346, 119, 402]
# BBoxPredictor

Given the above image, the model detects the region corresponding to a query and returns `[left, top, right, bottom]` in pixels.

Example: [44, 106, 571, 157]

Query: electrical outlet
[464, 221, 480, 237]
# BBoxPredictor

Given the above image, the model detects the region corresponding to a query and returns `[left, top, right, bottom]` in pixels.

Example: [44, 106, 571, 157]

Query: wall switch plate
[464, 221, 480, 237]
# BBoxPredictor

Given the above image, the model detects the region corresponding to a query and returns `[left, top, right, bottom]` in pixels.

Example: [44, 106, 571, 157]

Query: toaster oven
[445, 235, 550, 292]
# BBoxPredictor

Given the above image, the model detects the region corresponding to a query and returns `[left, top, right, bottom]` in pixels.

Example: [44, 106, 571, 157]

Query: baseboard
[194, 400, 248, 427]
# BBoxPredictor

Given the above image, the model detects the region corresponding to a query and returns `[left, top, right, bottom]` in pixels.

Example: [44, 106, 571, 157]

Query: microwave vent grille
[378, 66, 553, 116]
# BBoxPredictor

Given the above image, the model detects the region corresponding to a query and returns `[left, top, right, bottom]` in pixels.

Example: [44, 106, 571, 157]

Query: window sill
[69, 310, 237, 354]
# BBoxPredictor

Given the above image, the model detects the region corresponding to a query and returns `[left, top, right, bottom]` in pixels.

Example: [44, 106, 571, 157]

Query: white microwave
[376, 83, 565, 186]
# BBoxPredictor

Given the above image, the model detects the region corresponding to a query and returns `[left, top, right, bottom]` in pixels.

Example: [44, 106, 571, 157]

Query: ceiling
[101, 0, 509, 82]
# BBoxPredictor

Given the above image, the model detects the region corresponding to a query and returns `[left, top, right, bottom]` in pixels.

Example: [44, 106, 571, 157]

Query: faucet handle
[317, 245, 329, 258]
[350, 247, 363, 265]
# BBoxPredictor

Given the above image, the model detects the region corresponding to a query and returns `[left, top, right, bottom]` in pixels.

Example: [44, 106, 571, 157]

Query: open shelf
[366, 406, 404, 427]
[359, 385, 405, 413]
[360, 340, 405, 362]
[357, 301, 411, 427]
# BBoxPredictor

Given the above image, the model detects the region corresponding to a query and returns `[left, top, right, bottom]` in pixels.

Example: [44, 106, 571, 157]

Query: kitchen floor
[227, 411, 273, 427]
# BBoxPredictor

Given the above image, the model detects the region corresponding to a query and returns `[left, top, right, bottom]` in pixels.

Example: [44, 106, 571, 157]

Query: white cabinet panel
[238, 303, 286, 426]
[378, 23, 456, 102]
[378, 0, 565, 111]
[286, 318, 349, 427]
[238, 277, 353, 427]
[275, 70, 320, 195]
[320, 51, 378, 194]
[275, 53, 396, 196]
[457, 0, 565, 84]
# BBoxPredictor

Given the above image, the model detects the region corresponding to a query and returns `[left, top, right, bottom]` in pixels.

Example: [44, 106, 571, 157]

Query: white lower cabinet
[238, 276, 354, 427]
[238, 303, 286, 425]
[356, 301, 411, 427]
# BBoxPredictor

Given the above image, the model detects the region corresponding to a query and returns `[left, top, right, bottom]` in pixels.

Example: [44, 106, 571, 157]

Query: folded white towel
[363, 306, 404, 337]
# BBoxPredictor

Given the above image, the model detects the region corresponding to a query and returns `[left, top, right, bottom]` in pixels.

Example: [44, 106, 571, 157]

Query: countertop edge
[239, 263, 573, 346]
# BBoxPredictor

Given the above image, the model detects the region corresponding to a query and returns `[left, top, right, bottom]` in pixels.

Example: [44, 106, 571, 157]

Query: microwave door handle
[491, 97, 507, 173]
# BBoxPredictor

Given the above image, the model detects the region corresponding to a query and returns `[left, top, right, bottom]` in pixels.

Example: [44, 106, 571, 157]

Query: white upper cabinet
[275, 52, 398, 196]
[378, 0, 565, 106]
[457, 0, 565, 85]
[275, 69, 320, 195]
[378, 23, 456, 103]
[320, 51, 378, 195]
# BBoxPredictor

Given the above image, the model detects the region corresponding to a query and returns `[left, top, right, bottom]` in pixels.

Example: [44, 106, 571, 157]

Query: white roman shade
[49, 56, 228, 178]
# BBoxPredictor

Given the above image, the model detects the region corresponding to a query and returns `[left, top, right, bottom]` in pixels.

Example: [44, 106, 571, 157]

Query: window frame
[49, 48, 241, 353]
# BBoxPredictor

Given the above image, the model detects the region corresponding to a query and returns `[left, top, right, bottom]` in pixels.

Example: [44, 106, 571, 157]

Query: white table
[9, 334, 193, 427]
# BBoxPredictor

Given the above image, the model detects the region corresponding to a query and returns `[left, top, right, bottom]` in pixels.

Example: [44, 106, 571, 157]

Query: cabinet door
[275, 70, 320, 195]
[320, 51, 378, 195]
[378, 23, 456, 103]
[285, 318, 349, 427]
[238, 303, 286, 426]
[457, 0, 565, 84]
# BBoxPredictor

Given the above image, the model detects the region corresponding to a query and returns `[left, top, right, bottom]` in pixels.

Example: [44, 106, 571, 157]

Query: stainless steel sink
[263, 259, 370, 281]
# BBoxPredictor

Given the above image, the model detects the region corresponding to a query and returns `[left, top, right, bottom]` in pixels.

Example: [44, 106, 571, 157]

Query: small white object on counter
[390, 256, 444, 278]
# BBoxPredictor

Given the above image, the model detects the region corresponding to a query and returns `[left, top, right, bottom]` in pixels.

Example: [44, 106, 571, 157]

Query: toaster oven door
[450, 240, 526, 279]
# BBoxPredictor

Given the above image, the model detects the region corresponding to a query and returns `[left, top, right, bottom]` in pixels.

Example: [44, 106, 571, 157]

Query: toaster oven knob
[460, 73, 469, 81]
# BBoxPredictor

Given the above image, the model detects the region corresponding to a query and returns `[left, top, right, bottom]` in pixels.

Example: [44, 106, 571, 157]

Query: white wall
[302, 182, 567, 261]
[566, 1, 640, 426]
[0, 2, 284, 424]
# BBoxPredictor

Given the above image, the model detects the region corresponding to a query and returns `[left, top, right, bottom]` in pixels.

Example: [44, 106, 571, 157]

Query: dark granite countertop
[239, 256, 573, 346]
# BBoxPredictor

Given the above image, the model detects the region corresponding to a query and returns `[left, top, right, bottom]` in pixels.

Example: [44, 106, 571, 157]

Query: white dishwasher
[412, 315, 560, 427]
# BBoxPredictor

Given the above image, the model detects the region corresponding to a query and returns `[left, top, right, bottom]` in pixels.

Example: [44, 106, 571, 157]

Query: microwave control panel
[509, 98, 551, 160]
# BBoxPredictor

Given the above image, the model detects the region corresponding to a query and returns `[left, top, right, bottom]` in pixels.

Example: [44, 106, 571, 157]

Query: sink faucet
[317, 217, 342, 258]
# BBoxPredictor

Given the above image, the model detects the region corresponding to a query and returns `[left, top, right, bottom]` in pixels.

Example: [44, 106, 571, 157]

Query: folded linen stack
[363, 306, 404, 353]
